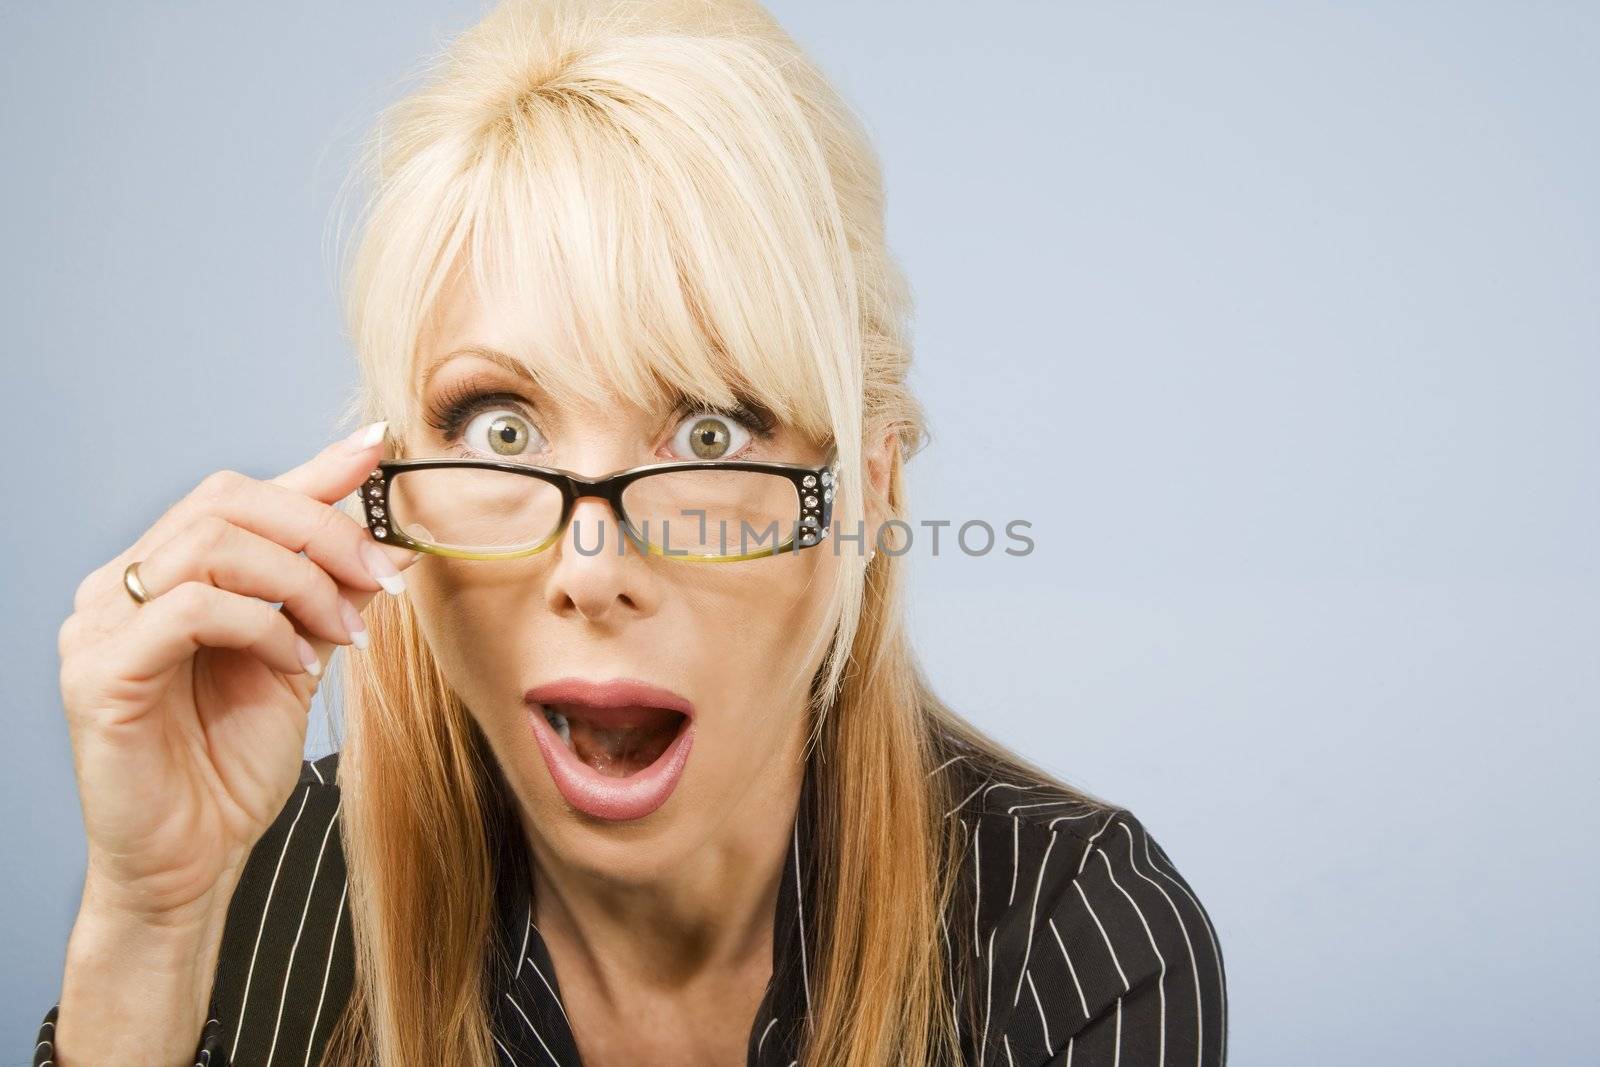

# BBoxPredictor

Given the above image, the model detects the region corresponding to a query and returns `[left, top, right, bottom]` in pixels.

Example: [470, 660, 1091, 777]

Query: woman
[36, 0, 1226, 1064]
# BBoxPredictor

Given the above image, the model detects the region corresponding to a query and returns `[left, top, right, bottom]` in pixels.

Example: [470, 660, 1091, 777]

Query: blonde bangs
[346, 18, 860, 458]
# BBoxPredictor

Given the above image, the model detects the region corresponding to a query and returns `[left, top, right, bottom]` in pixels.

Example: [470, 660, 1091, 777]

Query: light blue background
[3, 3, 1595, 1063]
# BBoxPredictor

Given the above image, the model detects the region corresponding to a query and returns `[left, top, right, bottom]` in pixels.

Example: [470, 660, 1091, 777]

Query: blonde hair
[320, 1, 1109, 1063]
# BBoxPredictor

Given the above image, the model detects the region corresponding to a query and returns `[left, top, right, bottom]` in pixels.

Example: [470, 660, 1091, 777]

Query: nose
[543, 494, 659, 623]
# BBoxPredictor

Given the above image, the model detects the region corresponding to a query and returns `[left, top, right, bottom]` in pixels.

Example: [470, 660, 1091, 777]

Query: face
[401, 271, 844, 885]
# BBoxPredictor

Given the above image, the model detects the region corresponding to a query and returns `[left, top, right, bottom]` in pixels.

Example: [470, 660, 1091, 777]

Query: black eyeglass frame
[356, 444, 839, 563]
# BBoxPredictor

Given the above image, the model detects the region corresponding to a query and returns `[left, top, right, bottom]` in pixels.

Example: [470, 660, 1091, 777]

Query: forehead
[399, 193, 839, 448]
[418, 267, 560, 382]
[414, 266, 657, 413]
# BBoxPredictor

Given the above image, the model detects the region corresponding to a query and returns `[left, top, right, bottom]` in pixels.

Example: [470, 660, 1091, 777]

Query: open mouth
[536, 702, 689, 778]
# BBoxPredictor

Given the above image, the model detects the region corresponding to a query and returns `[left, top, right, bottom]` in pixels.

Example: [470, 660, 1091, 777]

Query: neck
[524, 726, 807, 1002]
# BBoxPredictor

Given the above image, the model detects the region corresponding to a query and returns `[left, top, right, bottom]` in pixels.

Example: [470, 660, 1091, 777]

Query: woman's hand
[55, 421, 418, 925]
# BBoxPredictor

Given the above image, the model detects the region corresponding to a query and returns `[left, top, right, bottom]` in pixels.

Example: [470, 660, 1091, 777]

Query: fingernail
[295, 636, 323, 678]
[343, 420, 388, 453]
[338, 597, 370, 650]
[360, 541, 406, 595]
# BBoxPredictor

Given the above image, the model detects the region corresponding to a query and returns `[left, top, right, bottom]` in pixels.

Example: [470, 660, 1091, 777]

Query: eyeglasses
[356, 445, 839, 562]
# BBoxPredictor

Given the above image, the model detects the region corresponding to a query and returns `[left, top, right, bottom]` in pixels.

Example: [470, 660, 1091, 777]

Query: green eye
[484, 414, 532, 456]
[672, 413, 751, 460]
[689, 417, 729, 458]
[458, 408, 543, 458]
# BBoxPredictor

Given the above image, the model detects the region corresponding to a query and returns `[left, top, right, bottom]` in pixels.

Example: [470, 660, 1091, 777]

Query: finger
[117, 421, 386, 570]
[93, 583, 318, 718]
[126, 515, 361, 648]
[288, 422, 426, 588]
[90, 431, 420, 615]
[269, 420, 390, 504]
[264, 420, 425, 587]
[290, 573, 370, 679]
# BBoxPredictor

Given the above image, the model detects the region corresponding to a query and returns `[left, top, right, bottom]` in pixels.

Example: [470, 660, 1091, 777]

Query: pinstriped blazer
[35, 749, 1227, 1066]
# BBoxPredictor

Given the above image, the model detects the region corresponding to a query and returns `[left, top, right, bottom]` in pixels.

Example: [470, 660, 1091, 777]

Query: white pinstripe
[231, 784, 313, 1062]
[1097, 845, 1166, 1067]
[514, 905, 532, 980]
[1113, 995, 1124, 1067]
[1149, 838, 1229, 1056]
[1049, 917, 1091, 1019]
[1026, 968, 1052, 1053]
[982, 781, 1033, 801]
[944, 781, 985, 819]
[1008, 816, 1020, 907]
[504, 991, 561, 1066]
[973, 815, 984, 959]
[1009, 829, 1058, 1008]
[1075, 877, 1130, 990]
[1122, 821, 1203, 1065]
[1046, 809, 1105, 831]
[302, 877, 347, 1067]
[791, 819, 813, 1021]
[523, 952, 570, 1026]
[1007, 799, 1095, 814]
[266, 798, 342, 1067]
[979, 925, 997, 1063]
[1076, 813, 1120, 875]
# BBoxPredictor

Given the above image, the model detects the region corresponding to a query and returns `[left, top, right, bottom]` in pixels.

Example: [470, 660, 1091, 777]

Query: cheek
[405, 564, 537, 710]
[692, 553, 838, 688]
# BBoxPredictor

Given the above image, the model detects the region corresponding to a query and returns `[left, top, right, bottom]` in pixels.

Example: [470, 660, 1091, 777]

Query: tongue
[559, 706, 681, 777]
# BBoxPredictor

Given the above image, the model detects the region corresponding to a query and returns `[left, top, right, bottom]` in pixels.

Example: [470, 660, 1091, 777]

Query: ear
[863, 426, 898, 553]
[865, 427, 896, 502]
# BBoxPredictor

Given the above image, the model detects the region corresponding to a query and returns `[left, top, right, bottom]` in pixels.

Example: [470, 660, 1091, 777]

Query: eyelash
[422, 382, 778, 451]
[422, 381, 529, 441]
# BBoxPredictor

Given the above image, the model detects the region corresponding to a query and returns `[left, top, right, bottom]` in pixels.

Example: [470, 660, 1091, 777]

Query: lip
[523, 677, 696, 822]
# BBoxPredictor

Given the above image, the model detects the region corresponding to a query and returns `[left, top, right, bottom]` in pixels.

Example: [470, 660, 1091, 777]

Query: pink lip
[523, 677, 696, 822]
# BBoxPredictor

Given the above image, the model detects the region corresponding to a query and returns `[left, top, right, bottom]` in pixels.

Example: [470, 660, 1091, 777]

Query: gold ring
[123, 561, 153, 605]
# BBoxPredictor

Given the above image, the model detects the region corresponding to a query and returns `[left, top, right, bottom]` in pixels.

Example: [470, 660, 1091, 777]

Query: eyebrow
[419, 345, 542, 394]
[418, 344, 783, 432]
